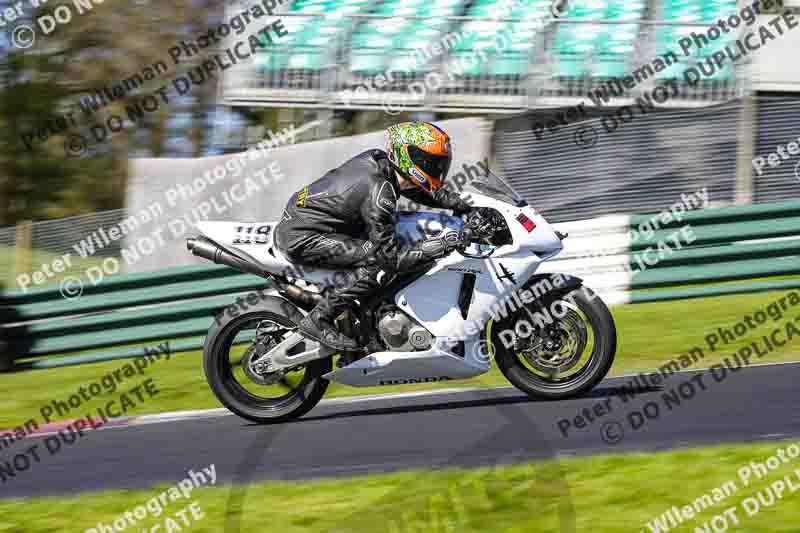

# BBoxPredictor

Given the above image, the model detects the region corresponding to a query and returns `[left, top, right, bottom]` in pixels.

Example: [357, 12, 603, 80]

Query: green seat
[556, 56, 587, 78]
[655, 0, 737, 81]
[287, 47, 326, 70]
[448, 51, 484, 76]
[349, 49, 387, 74]
[592, 57, 628, 78]
[492, 51, 530, 76]
[255, 51, 289, 72]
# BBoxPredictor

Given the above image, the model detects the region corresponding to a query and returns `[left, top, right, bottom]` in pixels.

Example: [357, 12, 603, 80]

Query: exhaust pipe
[187, 236, 323, 309]
[186, 236, 267, 278]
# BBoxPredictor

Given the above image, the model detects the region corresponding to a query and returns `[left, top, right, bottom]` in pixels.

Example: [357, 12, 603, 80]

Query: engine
[377, 306, 432, 352]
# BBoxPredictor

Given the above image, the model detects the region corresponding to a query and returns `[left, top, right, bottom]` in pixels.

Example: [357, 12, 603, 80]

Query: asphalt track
[2, 362, 799, 499]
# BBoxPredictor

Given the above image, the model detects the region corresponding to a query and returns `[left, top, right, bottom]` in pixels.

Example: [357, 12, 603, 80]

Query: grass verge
[1, 440, 799, 532]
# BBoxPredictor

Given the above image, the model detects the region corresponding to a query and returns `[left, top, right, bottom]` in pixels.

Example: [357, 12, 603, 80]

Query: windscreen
[463, 169, 528, 207]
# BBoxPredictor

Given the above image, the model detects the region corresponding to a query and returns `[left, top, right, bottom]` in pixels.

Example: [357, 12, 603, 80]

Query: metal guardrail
[0, 264, 268, 371]
[628, 200, 800, 302]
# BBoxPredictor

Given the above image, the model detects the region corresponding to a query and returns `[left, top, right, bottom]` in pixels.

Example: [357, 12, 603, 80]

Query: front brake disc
[517, 307, 588, 375]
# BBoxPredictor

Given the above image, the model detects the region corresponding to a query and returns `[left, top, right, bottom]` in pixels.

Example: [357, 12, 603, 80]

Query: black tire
[203, 294, 331, 424]
[0, 329, 10, 372]
[490, 285, 616, 400]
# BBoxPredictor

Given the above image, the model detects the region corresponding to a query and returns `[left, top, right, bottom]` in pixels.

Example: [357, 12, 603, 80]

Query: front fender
[522, 273, 584, 304]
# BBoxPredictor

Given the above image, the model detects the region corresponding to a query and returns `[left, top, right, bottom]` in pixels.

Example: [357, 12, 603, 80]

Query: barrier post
[13, 220, 32, 289]
[0, 285, 13, 372]
[734, 95, 755, 205]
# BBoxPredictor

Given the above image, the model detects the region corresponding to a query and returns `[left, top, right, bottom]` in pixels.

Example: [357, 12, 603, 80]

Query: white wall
[751, 13, 800, 92]
[124, 117, 493, 272]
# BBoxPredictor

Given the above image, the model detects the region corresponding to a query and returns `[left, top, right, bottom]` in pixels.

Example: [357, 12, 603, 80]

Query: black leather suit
[274, 149, 471, 313]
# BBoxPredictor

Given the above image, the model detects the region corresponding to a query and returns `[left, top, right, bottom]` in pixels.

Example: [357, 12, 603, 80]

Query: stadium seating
[249, 0, 742, 88]
[450, 0, 552, 78]
[348, 0, 464, 77]
[255, 0, 374, 73]
[553, 0, 647, 79]
[654, 0, 738, 81]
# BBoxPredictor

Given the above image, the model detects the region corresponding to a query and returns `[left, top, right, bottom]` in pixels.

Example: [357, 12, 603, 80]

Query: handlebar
[456, 217, 497, 259]
[457, 246, 495, 259]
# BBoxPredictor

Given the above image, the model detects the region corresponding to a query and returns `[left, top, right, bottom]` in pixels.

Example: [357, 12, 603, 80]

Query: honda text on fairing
[187, 170, 617, 423]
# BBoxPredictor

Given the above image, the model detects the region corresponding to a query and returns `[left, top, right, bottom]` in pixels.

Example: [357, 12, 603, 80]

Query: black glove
[417, 230, 461, 260]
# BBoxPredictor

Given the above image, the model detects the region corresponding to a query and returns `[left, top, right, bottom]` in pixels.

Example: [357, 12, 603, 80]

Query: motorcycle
[187, 169, 616, 423]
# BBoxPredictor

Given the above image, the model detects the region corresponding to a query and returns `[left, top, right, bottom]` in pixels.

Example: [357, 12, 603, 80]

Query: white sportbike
[188, 170, 616, 423]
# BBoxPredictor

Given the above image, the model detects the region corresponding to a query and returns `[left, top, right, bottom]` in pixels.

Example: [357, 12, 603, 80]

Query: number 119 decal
[233, 225, 271, 244]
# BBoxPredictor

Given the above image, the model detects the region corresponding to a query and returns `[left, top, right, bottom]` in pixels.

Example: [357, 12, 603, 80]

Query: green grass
[2, 440, 799, 532]
[1, 288, 799, 429]
[0, 244, 109, 289]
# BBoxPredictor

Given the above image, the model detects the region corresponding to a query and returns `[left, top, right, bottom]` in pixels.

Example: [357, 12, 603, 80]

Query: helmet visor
[408, 145, 452, 184]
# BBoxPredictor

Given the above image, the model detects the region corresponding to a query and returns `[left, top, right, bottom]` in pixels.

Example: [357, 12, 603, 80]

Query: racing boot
[297, 298, 358, 351]
[298, 265, 387, 351]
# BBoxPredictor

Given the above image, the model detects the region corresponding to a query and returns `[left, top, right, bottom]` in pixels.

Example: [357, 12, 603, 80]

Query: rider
[274, 121, 473, 351]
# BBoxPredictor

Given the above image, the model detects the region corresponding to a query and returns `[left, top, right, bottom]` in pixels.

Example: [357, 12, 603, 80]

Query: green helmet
[385, 121, 452, 193]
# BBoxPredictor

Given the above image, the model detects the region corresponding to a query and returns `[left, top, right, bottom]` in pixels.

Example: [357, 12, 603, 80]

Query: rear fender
[208, 293, 305, 338]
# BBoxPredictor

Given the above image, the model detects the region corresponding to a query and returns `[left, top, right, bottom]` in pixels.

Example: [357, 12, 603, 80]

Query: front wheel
[203, 295, 332, 424]
[489, 285, 616, 400]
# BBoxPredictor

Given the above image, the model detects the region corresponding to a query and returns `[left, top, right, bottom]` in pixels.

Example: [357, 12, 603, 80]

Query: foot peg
[298, 312, 359, 351]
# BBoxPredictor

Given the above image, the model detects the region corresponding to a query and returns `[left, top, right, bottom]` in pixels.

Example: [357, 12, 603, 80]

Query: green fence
[0, 264, 268, 371]
[629, 200, 800, 303]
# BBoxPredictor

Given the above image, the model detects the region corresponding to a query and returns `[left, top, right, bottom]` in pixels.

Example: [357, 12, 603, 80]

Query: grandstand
[220, 0, 757, 111]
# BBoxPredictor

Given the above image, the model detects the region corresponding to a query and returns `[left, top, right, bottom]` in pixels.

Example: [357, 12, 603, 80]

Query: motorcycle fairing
[383, 197, 562, 381]
[196, 194, 564, 388]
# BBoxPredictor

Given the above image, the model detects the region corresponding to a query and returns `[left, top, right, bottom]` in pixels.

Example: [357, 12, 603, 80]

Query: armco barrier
[0, 286, 13, 372]
[0, 264, 268, 371]
[628, 199, 800, 303]
[541, 199, 800, 304]
[1, 199, 799, 371]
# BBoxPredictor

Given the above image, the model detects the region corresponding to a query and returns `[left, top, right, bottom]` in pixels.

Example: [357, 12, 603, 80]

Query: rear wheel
[203, 297, 331, 424]
[489, 286, 616, 400]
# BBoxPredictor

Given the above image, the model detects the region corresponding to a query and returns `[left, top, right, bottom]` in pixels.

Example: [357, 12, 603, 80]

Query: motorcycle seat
[262, 244, 355, 288]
